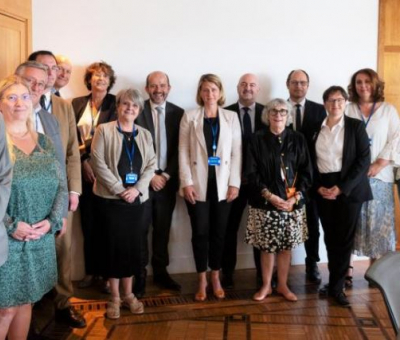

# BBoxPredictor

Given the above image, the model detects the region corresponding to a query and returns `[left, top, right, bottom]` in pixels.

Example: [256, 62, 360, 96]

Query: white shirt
[238, 102, 256, 133]
[346, 102, 400, 183]
[33, 106, 45, 134]
[77, 101, 100, 145]
[42, 91, 53, 113]
[289, 98, 306, 131]
[316, 115, 345, 173]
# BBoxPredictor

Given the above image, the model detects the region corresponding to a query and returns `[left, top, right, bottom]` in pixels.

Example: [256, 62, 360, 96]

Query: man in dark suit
[222, 73, 264, 288]
[286, 69, 326, 283]
[135, 71, 184, 295]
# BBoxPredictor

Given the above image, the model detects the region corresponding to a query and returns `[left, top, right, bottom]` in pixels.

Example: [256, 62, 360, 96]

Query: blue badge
[208, 156, 221, 166]
[126, 173, 138, 184]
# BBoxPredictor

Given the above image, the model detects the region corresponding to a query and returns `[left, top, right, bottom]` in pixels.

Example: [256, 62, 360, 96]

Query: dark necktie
[40, 95, 47, 110]
[54, 90, 61, 97]
[242, 107, 252, 140]
[295, 104, 302, 131]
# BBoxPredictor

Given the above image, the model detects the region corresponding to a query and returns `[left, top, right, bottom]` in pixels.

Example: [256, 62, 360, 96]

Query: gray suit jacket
[0, 115, 12, 267]
[38, 108, 68, 217]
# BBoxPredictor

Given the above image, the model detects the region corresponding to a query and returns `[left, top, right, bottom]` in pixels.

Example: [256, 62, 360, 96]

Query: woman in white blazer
[179, 74, 242, 301]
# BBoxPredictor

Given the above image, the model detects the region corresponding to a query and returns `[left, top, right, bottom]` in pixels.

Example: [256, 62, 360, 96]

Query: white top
[289, 98, 306, 131]
[316, 115, 345, 173]
[346, 102, 400, 183]
[77, 101, 100, 146]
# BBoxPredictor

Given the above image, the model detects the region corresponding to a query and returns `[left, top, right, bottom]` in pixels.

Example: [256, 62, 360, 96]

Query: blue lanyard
[358, 102, 376, 129]
[205, 115, 219, 156]
[117, 121, 136, 172]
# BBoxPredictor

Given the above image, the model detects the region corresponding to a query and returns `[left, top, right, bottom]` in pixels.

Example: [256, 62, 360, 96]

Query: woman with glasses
[346, 69, 400, 285]
[72, 61, 117, 290]
[0, 75, 67, 339]
[245, 98, 312, 302]
[313, 86, 371, 306]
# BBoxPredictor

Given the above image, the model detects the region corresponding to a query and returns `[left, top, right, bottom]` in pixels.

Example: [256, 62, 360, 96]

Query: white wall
[33, 0, 379, 276]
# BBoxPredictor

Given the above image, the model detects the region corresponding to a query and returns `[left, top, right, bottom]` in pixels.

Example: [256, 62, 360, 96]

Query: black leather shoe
[318, 283, 330, 296]
[55, 306, 86, 328]
[154, 273, 181, 291]
[221, 274, 234, 289]
[332, 292, 350, 306]
[306, 263, 322, 284]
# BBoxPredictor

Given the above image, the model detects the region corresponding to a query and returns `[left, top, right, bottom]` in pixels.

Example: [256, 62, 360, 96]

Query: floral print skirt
[245, 206, 308, 253]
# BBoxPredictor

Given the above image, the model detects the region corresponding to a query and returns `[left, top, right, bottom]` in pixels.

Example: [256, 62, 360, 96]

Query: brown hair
[84, 61, 116, 91]
[348, 68, 385, 103]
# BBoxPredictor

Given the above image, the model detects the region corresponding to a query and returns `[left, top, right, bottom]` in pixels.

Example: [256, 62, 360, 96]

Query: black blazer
[224, 102, 264, 133]
[135, 99, 184, 191]
[311, 115, 373, 203]
[72, 93, 117, 161]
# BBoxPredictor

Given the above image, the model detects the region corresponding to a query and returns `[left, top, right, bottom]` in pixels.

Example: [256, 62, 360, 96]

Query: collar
[288, 98, 306, 108]
[150, 101, 166, 111]
[238, 102, 256, 111]
[321, 114, 345, 128]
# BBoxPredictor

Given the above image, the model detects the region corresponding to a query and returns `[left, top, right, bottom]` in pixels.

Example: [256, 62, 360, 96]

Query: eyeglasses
[290, 81, 308, 87]
[43, 65, 60, 72]
[23, 77, 46, 90]
[2, 94, 31, 103]
[326, 98, 346, 104]
[270, 108, 288, 116]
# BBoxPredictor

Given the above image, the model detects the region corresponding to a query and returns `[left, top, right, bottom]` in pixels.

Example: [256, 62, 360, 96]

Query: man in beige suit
[28, 50, 84, 328]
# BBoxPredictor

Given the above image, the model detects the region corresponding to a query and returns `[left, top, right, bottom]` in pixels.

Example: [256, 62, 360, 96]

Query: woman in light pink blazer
[179, 74, 242, 302]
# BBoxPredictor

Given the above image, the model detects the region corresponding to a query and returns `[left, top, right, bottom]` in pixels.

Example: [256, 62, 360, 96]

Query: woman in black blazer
[71, 61, 117, 289]
[312, 86, 372, 306]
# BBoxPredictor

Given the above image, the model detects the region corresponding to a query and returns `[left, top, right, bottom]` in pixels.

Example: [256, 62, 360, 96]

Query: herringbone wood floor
[32, 261, 396, 340]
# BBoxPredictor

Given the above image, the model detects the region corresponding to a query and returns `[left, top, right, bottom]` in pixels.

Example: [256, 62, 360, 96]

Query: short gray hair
[116, 88, 144, 112]
[261, 98, 292, 126]
[15, 61, 48, 78]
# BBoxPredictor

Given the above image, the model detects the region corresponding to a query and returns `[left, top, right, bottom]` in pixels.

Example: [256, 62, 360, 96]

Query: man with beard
[134, 71, 184, 296]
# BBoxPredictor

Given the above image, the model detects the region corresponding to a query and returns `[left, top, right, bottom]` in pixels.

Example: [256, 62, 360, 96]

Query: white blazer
[179, 107, 242, 202]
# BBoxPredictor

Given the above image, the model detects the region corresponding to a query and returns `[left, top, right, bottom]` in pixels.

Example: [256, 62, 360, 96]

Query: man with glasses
[28, 51, 83, 328]
[222, 73, 264, 289]
[54, 55, 72, 97]
[286, 69, 326, 284]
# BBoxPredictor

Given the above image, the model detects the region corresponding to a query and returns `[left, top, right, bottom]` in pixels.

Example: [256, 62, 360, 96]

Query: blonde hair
[0, 75, 36, 162]
[196, 74, 226, 106]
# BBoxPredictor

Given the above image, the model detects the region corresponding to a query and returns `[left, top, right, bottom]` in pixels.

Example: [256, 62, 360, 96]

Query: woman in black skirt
[91, 88, 156, 319]
[245, 98, 312, 302]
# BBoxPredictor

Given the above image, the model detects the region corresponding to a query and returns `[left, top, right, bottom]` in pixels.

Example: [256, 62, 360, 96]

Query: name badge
[208, 156, 221, 166]
[125, 173, 138, 184]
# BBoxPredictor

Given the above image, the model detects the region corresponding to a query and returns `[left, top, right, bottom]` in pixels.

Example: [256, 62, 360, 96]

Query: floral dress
[0, 134, 67, 308]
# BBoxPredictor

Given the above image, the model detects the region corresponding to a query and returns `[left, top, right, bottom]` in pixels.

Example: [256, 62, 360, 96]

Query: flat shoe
[276, 289, 298, 302]
[252, 289, 272, 301]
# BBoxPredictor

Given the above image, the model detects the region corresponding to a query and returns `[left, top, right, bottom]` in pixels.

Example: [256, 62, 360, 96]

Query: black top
[117, 130, 143, 205]
[246, 127, 313, 210]
[203, 117, 220, 181]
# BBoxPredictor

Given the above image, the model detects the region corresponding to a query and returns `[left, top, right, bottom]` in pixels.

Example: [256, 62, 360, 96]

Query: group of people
[0, 49, 399, 338]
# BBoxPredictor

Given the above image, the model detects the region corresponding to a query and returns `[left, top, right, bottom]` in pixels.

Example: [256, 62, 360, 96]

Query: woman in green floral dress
[0, 76, 67, 340]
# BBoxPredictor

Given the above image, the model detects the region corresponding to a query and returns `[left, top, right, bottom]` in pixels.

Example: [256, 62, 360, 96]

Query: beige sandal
[122, 293, 144, 314]
[106, 297, 121, 319]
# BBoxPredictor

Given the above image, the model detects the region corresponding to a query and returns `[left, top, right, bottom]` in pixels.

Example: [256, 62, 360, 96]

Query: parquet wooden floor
[32, 261, 397, 339]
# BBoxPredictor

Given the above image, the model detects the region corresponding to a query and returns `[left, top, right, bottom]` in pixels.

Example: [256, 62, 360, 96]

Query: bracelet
[261, 188, 273, 201]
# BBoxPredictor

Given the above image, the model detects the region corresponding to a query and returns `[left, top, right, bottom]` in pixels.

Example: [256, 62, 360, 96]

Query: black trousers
[222, 184, 261, 278]
[316, 172, 362, 295]
[80, 180, 101, 276]
[139, 181, 177, 277]
[304, 198, 321, 265]
[185, 180, 232, 273]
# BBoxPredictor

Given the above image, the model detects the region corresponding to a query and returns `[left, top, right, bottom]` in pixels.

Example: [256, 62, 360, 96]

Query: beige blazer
[179, 107, 242, 202]
[91, 121, 156, 202]
[51, 94, 82, 194]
